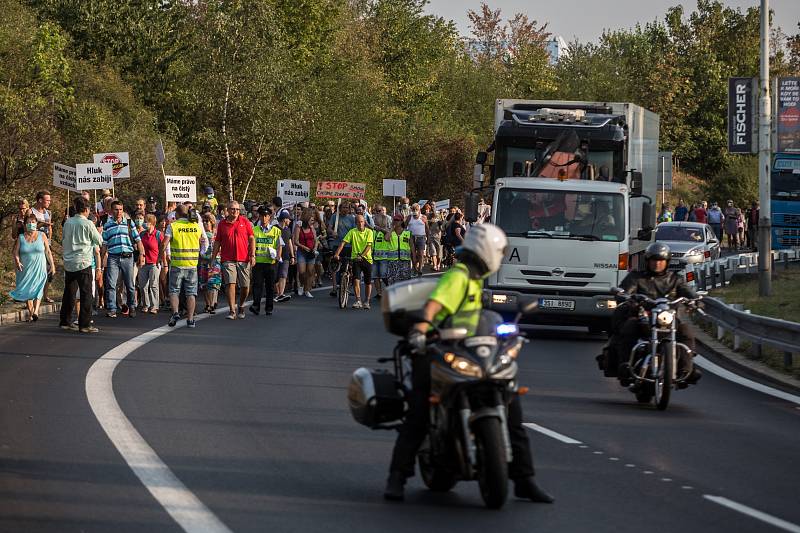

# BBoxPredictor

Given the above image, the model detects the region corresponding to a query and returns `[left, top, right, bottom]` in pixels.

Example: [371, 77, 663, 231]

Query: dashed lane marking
[523, 422, 583, 444]
[86, 312, 233, 533]
[694, 356, 800, 406]
[703, 495, 800, 533]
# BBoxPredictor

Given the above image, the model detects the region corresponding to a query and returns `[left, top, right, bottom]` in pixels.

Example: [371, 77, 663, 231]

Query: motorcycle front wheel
[654, 342, 674, 411]
[474, 417, 508, 509]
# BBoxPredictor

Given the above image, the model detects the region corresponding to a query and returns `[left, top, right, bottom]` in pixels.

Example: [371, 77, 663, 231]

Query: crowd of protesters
[657, 198, 760, 251]
[7, 186, 487, 329]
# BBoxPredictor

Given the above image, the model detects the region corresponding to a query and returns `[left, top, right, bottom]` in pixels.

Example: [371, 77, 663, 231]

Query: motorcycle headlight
[656, 310, 675, 327]
[443, 352, 483, 378]
[505, 338, 524, 359]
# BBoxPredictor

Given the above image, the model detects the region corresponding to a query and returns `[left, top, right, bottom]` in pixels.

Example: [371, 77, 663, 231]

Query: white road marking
[625, 464, 636, 468]
[86, 314, 232, 533]
[523, 422, 583, 444]
[694, 356, 800, 406]
[704, 495, 800, 533]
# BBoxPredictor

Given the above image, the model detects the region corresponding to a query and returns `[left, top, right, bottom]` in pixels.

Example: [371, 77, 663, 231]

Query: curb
[0, 302, 62, 325]
[686, 319, 800, 396]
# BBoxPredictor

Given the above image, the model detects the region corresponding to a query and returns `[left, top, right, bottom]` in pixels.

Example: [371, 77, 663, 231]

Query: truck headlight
[444, 352, 483, 377]
[656, 311, 675, 327]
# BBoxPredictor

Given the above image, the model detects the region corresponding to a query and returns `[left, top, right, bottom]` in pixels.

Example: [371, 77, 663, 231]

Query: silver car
[654, 222, 721, 269]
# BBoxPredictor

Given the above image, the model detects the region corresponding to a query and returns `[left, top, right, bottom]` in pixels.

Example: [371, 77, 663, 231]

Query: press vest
[373, 229, 388, 261]
[170, 219, 202, 268]
[254, 224, 282, 264]
[398, 230, 412, 261]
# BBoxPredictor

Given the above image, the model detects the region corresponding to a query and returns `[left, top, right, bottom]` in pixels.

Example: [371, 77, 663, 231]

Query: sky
[424, 0, 800, 44]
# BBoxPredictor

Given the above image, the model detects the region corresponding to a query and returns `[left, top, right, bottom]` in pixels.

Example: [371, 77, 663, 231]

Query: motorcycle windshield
[438, 309, 498, 338]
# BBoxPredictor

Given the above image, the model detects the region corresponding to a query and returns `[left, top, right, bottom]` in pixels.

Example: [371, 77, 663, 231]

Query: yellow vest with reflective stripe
[373, 228, 389, 261]
[170, 219, 201, 267]
[254, 224, 282, 264]
[398, 230, 412, 261]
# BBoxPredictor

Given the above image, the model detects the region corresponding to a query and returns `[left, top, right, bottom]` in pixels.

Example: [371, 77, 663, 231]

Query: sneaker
[305, 292, 314, 298]
[106, 311, 117, 318]
[298, 290, 305, 297]
[168, 313, 180, 327]
[120, 304, 129, 316]
[237, 307, 246, 319]
[352, 301, 363, 309]
[79, 326, 100, 334]
[249, 306, 259, 316]
[187, 319, 196, 329]
[273, 296, 280, 302]
[226, 313, 236, 320]
[150, 308, 158, 314]
[129, 308, 137, 318]
[208, 308, 216, 315]
[329, 289, 337, 297]
[60, 324, 79, 331]
[363, 301, 370, 310]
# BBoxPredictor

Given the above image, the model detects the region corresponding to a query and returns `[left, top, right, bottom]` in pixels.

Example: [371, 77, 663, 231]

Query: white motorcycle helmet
[457, 223, 508, 279]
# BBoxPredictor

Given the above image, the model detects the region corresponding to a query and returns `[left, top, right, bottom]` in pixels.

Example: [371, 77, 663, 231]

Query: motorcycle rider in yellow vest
[384, 224, 553, 504]
[249, 206, 283, 316]
[159, 204, 208, 328]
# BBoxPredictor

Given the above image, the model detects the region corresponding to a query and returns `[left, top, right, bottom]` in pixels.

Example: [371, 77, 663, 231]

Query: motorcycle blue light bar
[496, 323, 518, 336]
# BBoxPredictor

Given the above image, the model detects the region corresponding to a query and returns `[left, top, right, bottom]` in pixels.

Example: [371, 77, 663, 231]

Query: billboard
[728, 77, 756, 154]
[777, 77, 800, 153]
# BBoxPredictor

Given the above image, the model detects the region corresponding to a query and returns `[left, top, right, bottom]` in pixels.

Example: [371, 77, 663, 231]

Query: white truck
[467, 100, 659, 333]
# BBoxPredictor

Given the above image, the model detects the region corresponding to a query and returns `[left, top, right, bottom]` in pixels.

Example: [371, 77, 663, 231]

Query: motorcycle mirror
[610, 286, 625, 295]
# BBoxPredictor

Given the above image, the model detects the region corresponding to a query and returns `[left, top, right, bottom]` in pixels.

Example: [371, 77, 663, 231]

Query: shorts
[427, 237, 442, 257]
[277, 260, 290, 280]
[373, 260, 388, 279]
[169, 267, 198, 296]
[222, 261, 251, 288]
[412, 235, 426, 252]
[297, 251, 316, 265]
[352, 259, 373, 284]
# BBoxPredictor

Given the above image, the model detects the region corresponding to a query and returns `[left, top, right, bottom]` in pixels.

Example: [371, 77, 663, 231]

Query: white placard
[76, 163, 113, 190]
[52, 163, 77, 192]
[93, 151, 130, 179]
[165, 175, 197, 203]
[278, 180, 310, 204]
[417, 199, 428, 207]
[435, 199, 451, 210]
[155, 140, 165, 165]
[382, 179, 406, 198]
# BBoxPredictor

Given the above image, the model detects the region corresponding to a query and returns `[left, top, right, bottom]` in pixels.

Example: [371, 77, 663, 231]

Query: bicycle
[336, 258, 353, 309]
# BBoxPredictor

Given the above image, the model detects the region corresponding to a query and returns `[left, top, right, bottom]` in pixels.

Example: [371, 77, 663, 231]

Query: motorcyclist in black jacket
[604, 242, 702, 386]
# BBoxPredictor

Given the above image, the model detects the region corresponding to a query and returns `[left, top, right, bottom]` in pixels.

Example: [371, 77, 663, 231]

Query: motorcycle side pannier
[348, 368, 405, 428]
[381, 277, 438, 336]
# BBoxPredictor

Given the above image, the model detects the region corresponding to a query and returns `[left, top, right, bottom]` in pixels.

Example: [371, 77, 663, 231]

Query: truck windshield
[772, 159, 800, 200]
[503, 147, 617, 181]
[494, 188, 625, 241]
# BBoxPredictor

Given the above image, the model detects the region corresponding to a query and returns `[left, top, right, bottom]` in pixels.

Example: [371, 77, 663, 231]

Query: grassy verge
[700, 268, 800, 379]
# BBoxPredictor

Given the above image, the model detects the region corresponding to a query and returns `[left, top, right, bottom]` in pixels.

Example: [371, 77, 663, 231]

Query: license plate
[539, 298, 575, 310]
[669, 260, 682, 266]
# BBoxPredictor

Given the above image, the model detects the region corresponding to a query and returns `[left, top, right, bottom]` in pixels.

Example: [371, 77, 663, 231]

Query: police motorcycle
[347, 278, 537, 509]
[611, 287, 704, 411]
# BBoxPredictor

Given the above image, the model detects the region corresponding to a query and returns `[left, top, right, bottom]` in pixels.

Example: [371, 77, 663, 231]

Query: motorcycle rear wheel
[654, 343, 673, 411]
[474, 417, 508, 509]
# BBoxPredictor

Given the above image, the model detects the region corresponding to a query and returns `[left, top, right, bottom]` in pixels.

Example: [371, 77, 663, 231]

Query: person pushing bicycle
[333, 214, 375, 309]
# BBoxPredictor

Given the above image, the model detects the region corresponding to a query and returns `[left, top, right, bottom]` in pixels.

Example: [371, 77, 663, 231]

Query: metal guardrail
[679, 248, 800, 368]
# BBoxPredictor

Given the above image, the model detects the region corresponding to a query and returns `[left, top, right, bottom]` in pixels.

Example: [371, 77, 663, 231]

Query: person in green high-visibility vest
[250, 206, 283, 316]
[385, 214, 415, 285]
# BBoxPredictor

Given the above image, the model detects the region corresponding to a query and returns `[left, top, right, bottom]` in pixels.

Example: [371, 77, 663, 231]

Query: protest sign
[315, 181, 366, 199]
[382, 179, 406, 198]
[435, 199, 450, 210]
[417, 199, 428, 207]
[278, 180, 310, 205]
[93, 152, 130, 179]
[76, 163, 113, 190]
[165, 175, 197, 202]
[53, 163, 77, 192]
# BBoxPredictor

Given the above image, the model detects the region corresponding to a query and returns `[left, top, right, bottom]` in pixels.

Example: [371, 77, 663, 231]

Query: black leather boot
[383, 471, 406, 501]
[513, 477, 554, 503]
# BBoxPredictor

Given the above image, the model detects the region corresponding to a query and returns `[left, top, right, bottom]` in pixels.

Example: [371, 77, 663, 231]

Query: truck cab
[473, 100, 659, 332]
[771, 153, 800, 249]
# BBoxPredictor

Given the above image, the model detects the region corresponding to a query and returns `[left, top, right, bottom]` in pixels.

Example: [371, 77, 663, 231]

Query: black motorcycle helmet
[644, 242, 671, 274]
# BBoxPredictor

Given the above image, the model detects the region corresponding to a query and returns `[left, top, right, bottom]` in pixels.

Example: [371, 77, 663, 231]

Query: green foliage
[703, 156, 759, 207]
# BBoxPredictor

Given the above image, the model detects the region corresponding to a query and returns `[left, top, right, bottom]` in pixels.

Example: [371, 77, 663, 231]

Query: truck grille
[520, 270, 596, 278]
[526, 279, 588, 287]
[782, 214, 800, 225]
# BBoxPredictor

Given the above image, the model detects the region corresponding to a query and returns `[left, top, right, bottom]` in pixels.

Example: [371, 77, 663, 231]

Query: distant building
[461, 35, 568, 65]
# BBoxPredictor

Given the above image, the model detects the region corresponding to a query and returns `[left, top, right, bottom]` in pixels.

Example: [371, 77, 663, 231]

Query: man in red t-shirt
[211, 200, 255, 319]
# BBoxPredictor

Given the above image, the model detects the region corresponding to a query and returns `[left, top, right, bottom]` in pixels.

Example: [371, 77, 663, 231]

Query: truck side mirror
[637, 228, 653, 241]
[476, 151, 488, 165]
[630, 171, 643, 194]
[641, 201, 654, 231]
[464, 192, 480, 223]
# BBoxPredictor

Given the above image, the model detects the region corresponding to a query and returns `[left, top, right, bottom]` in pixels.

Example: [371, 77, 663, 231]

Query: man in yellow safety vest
[159, 204, 208, 328]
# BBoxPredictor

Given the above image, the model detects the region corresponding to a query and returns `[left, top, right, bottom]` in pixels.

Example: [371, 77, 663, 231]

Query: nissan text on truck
[466, 100, 658, 333]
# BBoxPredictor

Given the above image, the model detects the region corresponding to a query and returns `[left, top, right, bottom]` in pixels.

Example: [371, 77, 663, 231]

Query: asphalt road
[1, 289, 799, 533]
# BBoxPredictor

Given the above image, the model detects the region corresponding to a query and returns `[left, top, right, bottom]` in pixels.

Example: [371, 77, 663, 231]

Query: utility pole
[758, 0, 772, 296]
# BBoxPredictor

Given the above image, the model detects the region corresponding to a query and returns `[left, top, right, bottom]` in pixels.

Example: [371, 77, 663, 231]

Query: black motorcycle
[348, 281, 536, 509]
[611, 289, 703, 410]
